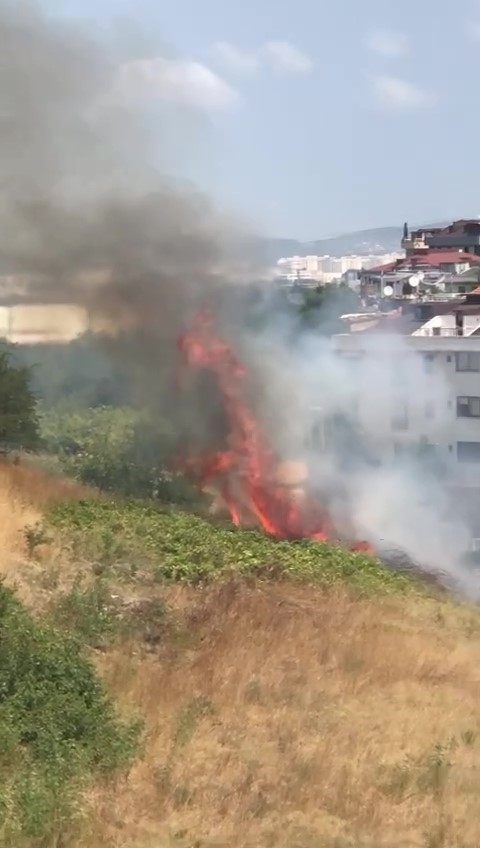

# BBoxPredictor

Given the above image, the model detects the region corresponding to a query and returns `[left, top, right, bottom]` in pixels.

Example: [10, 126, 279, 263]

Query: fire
[176, 310, 371, 552]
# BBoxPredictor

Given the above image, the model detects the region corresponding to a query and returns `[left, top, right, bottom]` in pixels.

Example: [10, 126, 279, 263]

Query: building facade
[402, 220, 480, 257]
[332, 330, 480, 483]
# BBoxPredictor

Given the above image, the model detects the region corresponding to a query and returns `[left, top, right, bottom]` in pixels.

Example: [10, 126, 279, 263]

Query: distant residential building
[0, 304, 88, 343]
[402, 219, 480, 257]
[361, 252, 480, 298]
[276, 251, 403, 285]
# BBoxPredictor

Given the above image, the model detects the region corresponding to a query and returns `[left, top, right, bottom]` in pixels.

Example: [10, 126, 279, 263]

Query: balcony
[401, 236, 429, 250]
[414, 327, 464, 337]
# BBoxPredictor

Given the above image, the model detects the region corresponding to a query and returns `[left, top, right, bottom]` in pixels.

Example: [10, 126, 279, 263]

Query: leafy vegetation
[0, 579, 139, 845]
[40, 405, 198, 503]
[51, 580, 120, 648]
[0, 349, 39, 451]
[47, 498, 419, 594]
[298, 283, 361, 334]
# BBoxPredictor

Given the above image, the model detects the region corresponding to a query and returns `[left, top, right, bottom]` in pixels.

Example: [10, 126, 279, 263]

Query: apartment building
[330, 302, 480, 493]
[276, 252, 403, 285]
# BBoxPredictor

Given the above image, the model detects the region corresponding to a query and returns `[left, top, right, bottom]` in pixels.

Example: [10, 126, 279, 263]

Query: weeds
[51, 579, 119, 648]
[461, 729, 477, 747]
[47, 498, 421, 594]
[23, 521, 51, 559]
[172, 697, 215, 753]
[379, 742, 453, 803]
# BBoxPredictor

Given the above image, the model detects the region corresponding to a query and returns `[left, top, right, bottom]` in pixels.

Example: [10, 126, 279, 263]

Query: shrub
[0, 579, 139, 844]
[40, 405, 199, 504]
[51, 580, 118, 648]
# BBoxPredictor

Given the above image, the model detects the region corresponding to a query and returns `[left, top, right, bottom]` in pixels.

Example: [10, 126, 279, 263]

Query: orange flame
[177, 310, 371, 552]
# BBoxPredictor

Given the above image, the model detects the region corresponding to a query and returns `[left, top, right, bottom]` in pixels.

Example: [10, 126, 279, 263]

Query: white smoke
[242, 301, 478, 597]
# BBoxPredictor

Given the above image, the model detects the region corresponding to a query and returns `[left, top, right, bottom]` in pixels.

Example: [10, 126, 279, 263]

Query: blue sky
[44, 0, 480, 239]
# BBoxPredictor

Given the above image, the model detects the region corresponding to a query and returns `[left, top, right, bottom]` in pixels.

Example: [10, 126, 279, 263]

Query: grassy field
[2, 459, 480, 846]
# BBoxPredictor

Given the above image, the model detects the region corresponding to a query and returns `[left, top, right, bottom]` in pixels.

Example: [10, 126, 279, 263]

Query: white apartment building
[277, 252, 403, 284]
[331, 316, 480, 490]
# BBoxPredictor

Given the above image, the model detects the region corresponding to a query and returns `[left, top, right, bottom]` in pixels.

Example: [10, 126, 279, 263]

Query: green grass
[0, 579, 140, 846]
[47, 498, 421, 594]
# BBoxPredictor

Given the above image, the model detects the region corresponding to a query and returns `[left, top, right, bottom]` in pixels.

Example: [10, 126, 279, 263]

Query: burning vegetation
[176, 309, 370, 552]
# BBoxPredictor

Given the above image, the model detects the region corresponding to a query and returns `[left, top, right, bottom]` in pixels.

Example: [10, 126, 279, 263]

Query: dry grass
[0, 457, 91, 602]
[78, 580, 480, 848]
[0, 455, 91, 509]
[2, 458, 480, 846]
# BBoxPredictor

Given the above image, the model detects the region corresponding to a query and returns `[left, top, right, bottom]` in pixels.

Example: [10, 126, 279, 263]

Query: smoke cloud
[241, 303, 478, 596]
[0, 1, 258, 335]
[0, 3, 474, 594]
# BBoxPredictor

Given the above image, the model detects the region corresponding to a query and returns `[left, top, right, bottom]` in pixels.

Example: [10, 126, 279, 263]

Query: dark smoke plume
[0, 0, 273, 463]
[0, 1, 258, 343]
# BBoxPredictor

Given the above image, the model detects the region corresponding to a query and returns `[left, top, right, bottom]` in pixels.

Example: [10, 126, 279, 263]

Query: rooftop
[339, 298, 480, 337]
[366, 251, 480, 276]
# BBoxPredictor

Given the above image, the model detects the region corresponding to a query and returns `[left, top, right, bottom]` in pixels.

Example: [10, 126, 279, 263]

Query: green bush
[40, 405, 199, 504]
[48, 498, 419, 595]
[0, 580, 139, 845]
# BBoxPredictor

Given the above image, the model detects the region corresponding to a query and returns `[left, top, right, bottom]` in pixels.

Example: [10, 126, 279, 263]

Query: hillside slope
[1, 460, 480, 847]
[262, 221, 450, 262]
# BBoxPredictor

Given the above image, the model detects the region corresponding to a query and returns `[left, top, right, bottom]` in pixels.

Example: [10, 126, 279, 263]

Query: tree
[299, 283, 362, 335]
[0, 350, 40, 450]
[10, 334, 131, 409]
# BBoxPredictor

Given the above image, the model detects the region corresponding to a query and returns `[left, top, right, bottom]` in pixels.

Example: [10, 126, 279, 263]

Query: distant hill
[262, 222, 449, 263]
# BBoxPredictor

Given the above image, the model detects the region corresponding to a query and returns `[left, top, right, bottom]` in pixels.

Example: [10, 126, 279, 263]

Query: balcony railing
[414, 327, 468, 337]
[401, 237, 428, 250]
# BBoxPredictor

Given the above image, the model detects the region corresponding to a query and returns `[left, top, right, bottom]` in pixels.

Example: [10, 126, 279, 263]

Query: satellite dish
[383, 285, 394, 297]
[409, 274, 420, 288]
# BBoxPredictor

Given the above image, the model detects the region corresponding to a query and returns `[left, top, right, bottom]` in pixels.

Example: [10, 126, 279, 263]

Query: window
[457, 396, 480, 418]
[457, 441, 480, 462]
[423, 353, 434, 374]
[392, 359, 408, 386]
[456, 352, 480, 372]
[415, 305, 433, 321]
[392, 401, 409, 431]
[418, 439, 438, 464]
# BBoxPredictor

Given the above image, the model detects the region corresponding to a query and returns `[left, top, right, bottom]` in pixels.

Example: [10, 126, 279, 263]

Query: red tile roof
[366, 260, 399, 274]
[412, 251, 480, 265]
[365, 251, 480, 275]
